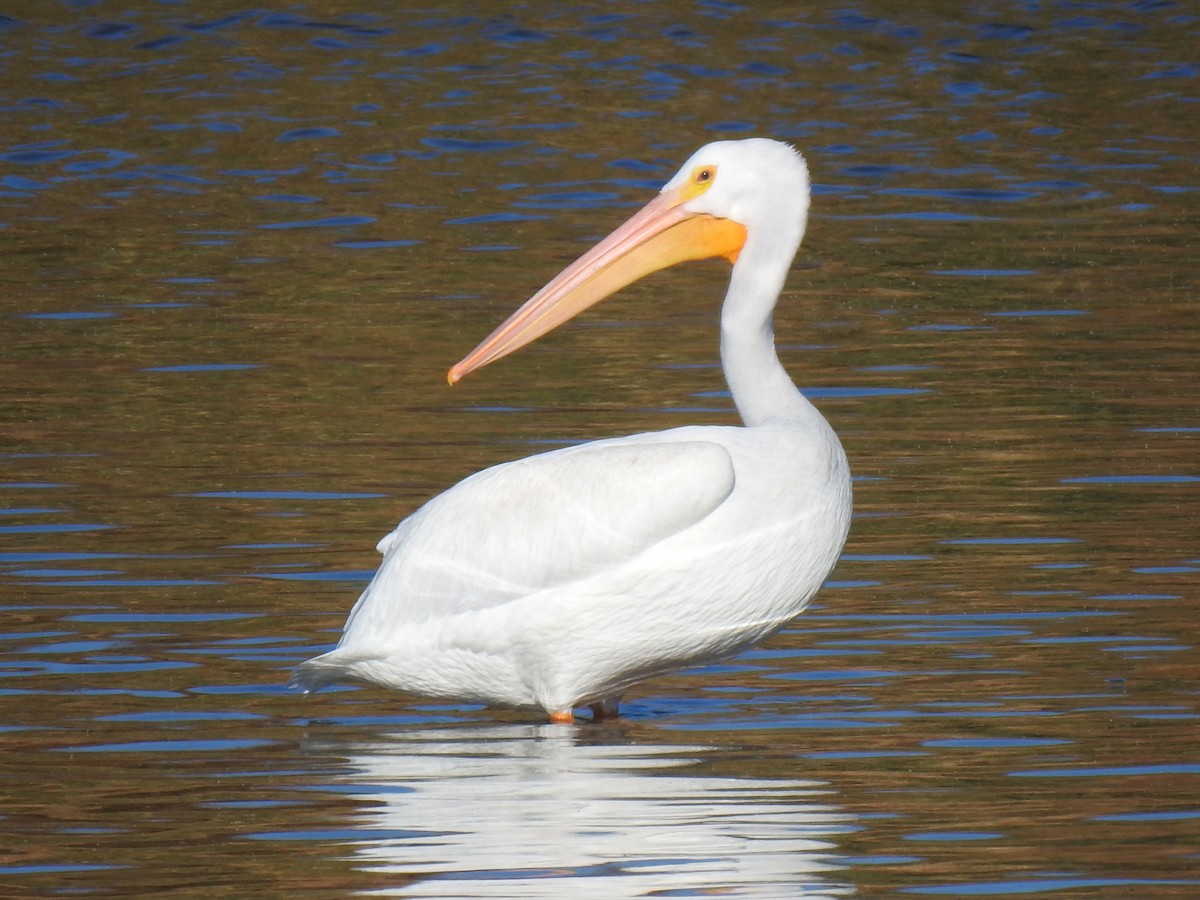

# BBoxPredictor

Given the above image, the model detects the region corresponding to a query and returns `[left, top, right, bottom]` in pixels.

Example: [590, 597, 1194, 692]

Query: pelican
[291, 138, 852, 723]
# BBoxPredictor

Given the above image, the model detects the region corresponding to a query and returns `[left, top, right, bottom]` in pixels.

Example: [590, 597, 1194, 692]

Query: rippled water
[2, 3, 1197, 897]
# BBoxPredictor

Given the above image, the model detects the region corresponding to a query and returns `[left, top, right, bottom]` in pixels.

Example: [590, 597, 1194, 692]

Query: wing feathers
[344, 439, 735, 635]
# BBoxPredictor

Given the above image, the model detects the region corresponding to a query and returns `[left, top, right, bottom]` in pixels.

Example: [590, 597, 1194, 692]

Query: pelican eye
[680, 164, 718, 201]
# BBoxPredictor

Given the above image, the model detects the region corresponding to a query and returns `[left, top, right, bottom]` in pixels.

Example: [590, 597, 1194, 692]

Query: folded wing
[339, 438, 737, 639]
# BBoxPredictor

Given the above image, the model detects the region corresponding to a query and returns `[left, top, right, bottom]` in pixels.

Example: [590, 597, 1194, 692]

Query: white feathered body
[293, 412, 850, 714]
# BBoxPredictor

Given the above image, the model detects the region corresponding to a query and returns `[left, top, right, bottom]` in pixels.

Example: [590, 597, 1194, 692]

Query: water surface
[2, 3, 1197, 897]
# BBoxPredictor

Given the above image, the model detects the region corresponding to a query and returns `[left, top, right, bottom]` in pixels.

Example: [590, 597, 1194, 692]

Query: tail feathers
[288, 652, 355, 694]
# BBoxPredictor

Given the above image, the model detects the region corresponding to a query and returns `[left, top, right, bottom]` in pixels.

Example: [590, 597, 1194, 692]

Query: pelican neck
[718, 233, 817, 428]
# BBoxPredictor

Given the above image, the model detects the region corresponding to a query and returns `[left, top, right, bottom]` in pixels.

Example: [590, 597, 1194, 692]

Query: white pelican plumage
[291, 138, 852, 723]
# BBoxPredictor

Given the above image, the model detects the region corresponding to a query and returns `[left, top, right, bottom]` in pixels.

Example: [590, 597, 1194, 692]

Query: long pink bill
[448, 186, 746, 384]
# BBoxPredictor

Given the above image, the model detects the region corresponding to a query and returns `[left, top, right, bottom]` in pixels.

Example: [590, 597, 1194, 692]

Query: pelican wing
[340, 438, 735, 637]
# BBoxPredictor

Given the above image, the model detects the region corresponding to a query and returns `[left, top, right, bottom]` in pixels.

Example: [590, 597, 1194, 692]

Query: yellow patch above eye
[679, 164, 717, 201]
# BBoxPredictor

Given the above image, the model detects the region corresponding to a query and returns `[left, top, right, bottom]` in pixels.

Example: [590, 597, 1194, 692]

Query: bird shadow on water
[291, 722, 858, 898]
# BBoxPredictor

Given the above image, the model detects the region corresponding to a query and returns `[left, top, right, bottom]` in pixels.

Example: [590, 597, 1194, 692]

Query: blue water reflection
[1, 1, 1196, 896]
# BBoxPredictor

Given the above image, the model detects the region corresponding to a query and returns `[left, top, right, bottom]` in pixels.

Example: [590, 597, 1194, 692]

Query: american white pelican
[291, 138, 852, 723]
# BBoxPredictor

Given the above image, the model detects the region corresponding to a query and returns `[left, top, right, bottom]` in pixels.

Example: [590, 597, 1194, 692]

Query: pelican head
[449, 138, 810, 384]
[663, 138, 810, 250]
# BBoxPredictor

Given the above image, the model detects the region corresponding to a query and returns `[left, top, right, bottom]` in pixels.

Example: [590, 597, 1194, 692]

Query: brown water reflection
[2, 2, 1197, 897]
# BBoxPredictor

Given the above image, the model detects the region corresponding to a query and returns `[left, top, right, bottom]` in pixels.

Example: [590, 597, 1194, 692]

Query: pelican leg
[548, 709, 575, 724]
[589, 697, 621, 720]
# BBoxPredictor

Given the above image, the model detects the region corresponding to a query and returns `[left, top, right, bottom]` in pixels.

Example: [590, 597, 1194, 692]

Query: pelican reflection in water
[321, 727, 855, 897]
